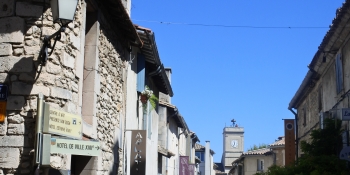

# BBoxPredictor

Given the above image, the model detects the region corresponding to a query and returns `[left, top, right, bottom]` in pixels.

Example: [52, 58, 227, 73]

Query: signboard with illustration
[43, 103, 82, 139]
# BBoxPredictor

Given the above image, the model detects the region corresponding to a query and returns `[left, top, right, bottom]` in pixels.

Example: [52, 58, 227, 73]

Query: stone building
[0, 0, 151, 174]
[230, 136, 285, 175]
[221, 120, 244, 173]
[159, 98, 200, 175]
[0, 0, 201, 174]
[288, 0, 350, 158]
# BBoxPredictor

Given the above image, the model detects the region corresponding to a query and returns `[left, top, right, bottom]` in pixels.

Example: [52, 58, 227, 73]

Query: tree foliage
[255, 118, 349, 175]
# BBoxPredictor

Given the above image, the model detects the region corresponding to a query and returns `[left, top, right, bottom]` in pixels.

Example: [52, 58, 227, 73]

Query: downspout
[289, 108, 298, 163]
[148, 66, 162, 77]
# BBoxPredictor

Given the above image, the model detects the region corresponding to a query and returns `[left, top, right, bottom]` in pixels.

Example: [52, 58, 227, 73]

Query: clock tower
[222, 119, 244, 173]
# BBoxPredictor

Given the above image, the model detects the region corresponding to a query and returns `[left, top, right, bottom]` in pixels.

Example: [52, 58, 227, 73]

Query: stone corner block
[16, 2, 43, 17]
[0, 0, 15, 17]
[31, 85, 50, 97]
[0, 148, 20, 168]
[0, 17, 25, 43]
[0, 56, 34, 73]
[6, 96, 25, 111]
[0, 136, 24, 147]
[61, 51, 75, 69]
[0, 43, 12, 56]
[50, 87, 72, 100]
[8, 123, 25, 135]
[70, 33, 81, 50]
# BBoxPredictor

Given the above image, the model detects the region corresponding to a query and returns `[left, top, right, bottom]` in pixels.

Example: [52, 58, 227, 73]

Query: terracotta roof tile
[243, 148, 271, 155]
[270, 136, 285, 147]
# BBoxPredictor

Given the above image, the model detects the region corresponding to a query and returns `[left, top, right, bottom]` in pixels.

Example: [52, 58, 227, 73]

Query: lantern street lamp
[40, 0, 78, 65]
[50, 0, 79, 27]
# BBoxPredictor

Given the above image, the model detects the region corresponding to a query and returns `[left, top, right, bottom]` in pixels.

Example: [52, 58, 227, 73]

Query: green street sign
[43, 103, 82, 139]
[50, 138, 101, 156]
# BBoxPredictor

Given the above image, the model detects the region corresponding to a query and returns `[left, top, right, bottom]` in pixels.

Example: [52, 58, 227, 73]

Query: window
[318, 86, 323, 111]
[335, 53, 343, 94]
[195, 152, 205, 161]
[257, 159, 264, 171]
[303, 108, 306, 127]
[137, 54, 145, 92]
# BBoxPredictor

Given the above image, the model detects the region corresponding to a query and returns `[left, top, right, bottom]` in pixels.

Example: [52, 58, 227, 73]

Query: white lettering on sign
[134, 132, 143, 167]
[50, 138, 100, 156]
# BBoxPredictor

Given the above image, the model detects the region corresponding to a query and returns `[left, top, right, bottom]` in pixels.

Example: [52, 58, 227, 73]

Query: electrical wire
[133, 19, 331, 29]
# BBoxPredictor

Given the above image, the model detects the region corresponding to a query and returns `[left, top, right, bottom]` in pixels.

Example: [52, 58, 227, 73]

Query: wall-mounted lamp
[40, 0, 78, 65]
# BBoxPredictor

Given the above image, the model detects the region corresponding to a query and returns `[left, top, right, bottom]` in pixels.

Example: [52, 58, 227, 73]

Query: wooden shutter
[137, 54, 146, 92]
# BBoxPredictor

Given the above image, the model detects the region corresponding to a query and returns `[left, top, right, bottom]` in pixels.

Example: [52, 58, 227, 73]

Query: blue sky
[131, 0, 345, 162]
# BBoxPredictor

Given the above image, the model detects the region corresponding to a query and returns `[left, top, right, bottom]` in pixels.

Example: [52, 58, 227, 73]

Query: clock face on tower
[231, 140, 238, 148]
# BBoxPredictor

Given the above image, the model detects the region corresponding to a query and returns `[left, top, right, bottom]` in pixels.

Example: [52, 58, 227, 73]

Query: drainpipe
[148, 66, 162, 77]
[289, 109, 298, 163]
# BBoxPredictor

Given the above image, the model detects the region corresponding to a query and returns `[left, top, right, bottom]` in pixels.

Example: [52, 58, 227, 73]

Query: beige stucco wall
[243, 155, 274, 175]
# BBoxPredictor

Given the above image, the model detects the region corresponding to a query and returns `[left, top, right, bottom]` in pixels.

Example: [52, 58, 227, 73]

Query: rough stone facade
[95, 19, 126, 174]
[0, 0, 128, 174]
[291, 1, 350, 157]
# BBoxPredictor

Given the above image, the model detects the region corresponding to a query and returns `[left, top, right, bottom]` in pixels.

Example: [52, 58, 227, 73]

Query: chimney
[164, 68, 172, 85]
[205, 141, 211, 175]
[159, 68, 172, 103]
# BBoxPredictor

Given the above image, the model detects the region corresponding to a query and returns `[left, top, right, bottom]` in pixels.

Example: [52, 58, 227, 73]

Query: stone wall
[0, 0, 128, 174]
[95, 16, 127, 174]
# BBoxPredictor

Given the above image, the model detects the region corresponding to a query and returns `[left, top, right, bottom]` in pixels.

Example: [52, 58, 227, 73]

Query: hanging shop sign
[0, 85, 8, 101]
[130, 130, 146, 175]
[188, 164, 196, 175]
[179, 156, 190, 175]
[50, 137, 100, 156]
[43, 103, 82, 139]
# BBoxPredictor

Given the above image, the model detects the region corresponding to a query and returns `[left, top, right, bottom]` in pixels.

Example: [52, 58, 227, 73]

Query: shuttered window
[137, 54, 146, 92]
[335, 53, 343, 94]
[257, 159, 264, 171]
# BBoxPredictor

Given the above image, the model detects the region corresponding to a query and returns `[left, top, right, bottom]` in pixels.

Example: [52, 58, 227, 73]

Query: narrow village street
[0, 0, 350, 175]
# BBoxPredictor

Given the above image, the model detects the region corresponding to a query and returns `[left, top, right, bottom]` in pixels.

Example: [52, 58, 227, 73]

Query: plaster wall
[124, 47, 140, 175]
[167, 117, 179, 175]
[243, 155, 273, 175]
[145, 109, 159, 175]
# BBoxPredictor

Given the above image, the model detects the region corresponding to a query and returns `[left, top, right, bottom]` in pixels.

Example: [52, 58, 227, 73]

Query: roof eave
[97, 0, 142, 47]
[136, 26, 174, 96]
[289, 1, 350, 110]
